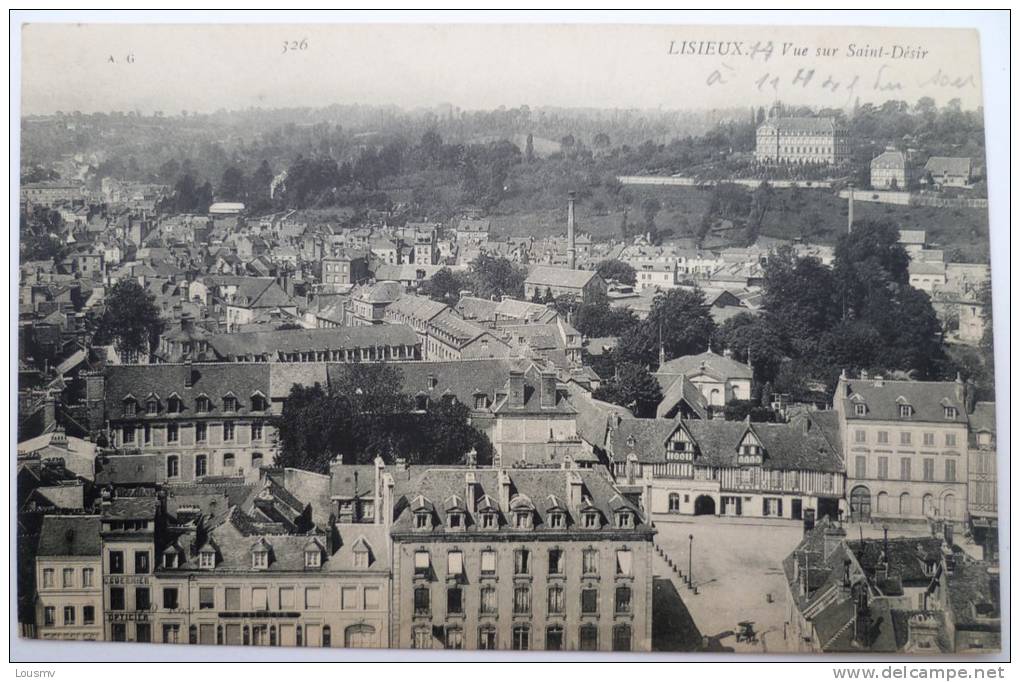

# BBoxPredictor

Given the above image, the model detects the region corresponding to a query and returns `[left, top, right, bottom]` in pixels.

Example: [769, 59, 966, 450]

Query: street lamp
[688, 534, 694, 588]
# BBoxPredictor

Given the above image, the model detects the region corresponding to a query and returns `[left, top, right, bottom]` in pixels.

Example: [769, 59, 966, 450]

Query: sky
[20, 22, 986, 116]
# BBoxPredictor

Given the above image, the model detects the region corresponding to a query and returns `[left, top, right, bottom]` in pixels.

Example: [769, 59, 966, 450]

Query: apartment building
[35, 515, 104, 641]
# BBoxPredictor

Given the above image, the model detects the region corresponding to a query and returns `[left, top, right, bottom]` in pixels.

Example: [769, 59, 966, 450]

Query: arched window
[876, 491, 889, 514]
[195, 455, 207, 478]
[922, 493, 935, 517]
[942, 493, 956, 519]
[251, 452, 263, 469]
[344, 624, 375, 648]
[612, 624, 632, 652]
[166, 455, 179, 479]
[899, 492, 912, 516]
[579, 624, 598, 651]
[223, 453, 235, 471]
[668, 492, 681, 512]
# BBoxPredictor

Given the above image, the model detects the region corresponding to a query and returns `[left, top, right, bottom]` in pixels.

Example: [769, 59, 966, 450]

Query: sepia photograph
[9, 11, 1009, 668]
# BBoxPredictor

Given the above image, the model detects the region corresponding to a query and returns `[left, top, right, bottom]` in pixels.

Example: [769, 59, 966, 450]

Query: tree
[573, 301, 637, 338]
[469, 254, 526, 300]
[712, 312, 784, 383]
[525, 133, 535, 163]
[762, 246, 839, 356]
[423, 268, 471, 304]
[619, 288, 716, 367]
[833, 219, 910, 319]
[92, 280, 164, 361]
[217, 166, 246, 202]
[593, 362, 663, 418]
[595, 259, 637, 286]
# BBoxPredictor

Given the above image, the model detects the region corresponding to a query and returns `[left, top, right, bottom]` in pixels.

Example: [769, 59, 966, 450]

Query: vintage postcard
[14, 18, 1003, 661]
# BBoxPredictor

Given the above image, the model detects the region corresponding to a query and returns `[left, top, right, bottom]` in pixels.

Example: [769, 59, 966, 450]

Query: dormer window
[199, 549, 216, 569]
[146, 398, 159, 415]
[304, 550, 321, 568]
[447, 512, 464, 530]
[474, 393, 488, 409]
[251, 393, 267, 412]
[480, 512, 497, 529]
[167, 395, 182, 414]
[252, 549, 268, 569]
[548, 512, 565, 529]
[123, 398, 137, 417]
[944, 406, 957, 419]
[195, 395, 210, 413]
[222, 394, 238, 412]
[854, 403, 866, 416]
[583, 511, 600, 529]
[615, 511, 634, 528]
[899, 404, 913, 418]
[415, 512, 431, 530]
[514, 511, 532, 530]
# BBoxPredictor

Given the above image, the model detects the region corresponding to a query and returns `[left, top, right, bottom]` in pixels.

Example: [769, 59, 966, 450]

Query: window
[854, 403, 866, 416]
[512, 625, 530, 651]
[63, 606, 75, 625]
[513, 585, 531, 614]
[582, 549, 599, 575]
[480, 586, 497, 615]
[43, 606, 55, 626]
[109, 551, 124, 574]
[945, 459, 957, 482]
[853, 429, 865, 444]
[447, 551, 464, 577]
[195, 454, 207, 477]
[163, 624, 181, 644]
[133, 622, 150, 643]
[583, 511, 600, 528]
[124, 399, 137, 417]
[305, 587, 321, 609]
[82, 568, 93, 587]
[222, 395, 237, 412]
[414, 551, 430, 577]
[480, 513, 497, 529]
[547, 548, 564, 575]
[168, 396, 182, 414]
[166, 455, 179, 479]
[581, 588, 599, 614]
[111, 623, 127, 642]
[199, 549, 216, 569]
[479, 626, 497, 650]
[196, 396, 210, 413]
[548, 512, 564, 528]
[579, 624, 598, 651]
[279, 587, 294, 609]
[668, 492, 681, 512]
[41, 568, 54, 588]
[613, 624, 632, 652]
[251, 393, 267, 412]
[616, 586, 633, 614]
[514, 511, 531, 530]
[123, 425, 135, 444]
[444, 627, 464, 650]
[83, 605, 95, 625]
[946, 433, 957, 448]
[135, 551, 150, 574]
[353, 547, 370, 569]
[855, 456, 867, 479]
[413, 587, 430, 616]
[900, 431, 912, 446]
[415, 512, 430, 530]
[877, 431, 889, 444]
[136, 587, 150, 610]
[341, 586, 358, 610]
[900, 458, 912, 481]
[878, 457, 889, 480]
[144, 424, 152, 445]
[62, 567, 73, 588]
[360, 586, 380, 610]
[305, 549, 321, 568]
[223, 422, 235, 442]
[251, 423, 263, 441]
[167, 423, 179, 444]
[899, 404, 913, 418]
[447, 587, 463, 615]
[514, 549, 530, 575]
[199, 587, 215, 609]
[163, 587, 179, 609]
[413, 628, 432, 649]
[249, 586, 267, 610]
[225, 587, 240, 611]
[196, 423, 207, 443]
[944, 406, 957, 419]
[480, 550, 496, 575]
[923, 432, 935, 447]
[110, 587, 125, 611]
[616, 549, 633, 576]
[923, 458, 935, 482]
[548, 585, 565, 614]
[147, 398, 159, 415]
[546, 626, 564, 651]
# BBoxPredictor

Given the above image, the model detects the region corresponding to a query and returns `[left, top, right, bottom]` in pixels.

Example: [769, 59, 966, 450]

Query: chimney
[955, 372, 965, 403]
[873, 375, 883, 387]
[498, 469, 512, 510]
[567, 192, 576, 270]
[465, 472, 478, 514]
[540, 369, 557, 408]
[181, 313, 195, 335]
[373, 456, 385, 525]
[566, 470, 583, 510]
[823, 524, 847, 559]
[184, 360, 195, 388]
[802, 508, 816, 536]
[508, 369, 526, 408]
[380, 472, 395, 532]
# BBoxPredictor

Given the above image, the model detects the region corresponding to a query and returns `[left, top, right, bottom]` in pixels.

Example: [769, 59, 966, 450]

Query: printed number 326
[282, 39, 308, 53]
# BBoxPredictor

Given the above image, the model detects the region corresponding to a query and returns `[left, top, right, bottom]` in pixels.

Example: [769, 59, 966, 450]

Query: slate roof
[95, 454, 161, 486]
[609, 417, 843, 472]
[871, 150, 907, 169]
[354, 281, 404, 304]
[428, 309, 498, 346]
[946, 562, 1000, 628]
[656, 350, 753, 386]
[37, 516, 102, 556]
[924, 156, 972, 177]
[849, 537, 946, 588]
[758, 116, 843, 134]
[205, 325, 418, 359]
[568, 390, 633, 450]
[656, 374, 709, 420]
[29, 485, 86, 511]
[384, 295, 448, 322]
[105, 363, 272, 420]
[525, 265, 601, 290]
[102, 496, 159, 521]
[269, 362, 328, 400]
[454, 296, 499, 323]
[328, 463, 378, 499]
[838, 378, 967, 424]
[385, 466, 651, 535]
[968, 401, 996, 447]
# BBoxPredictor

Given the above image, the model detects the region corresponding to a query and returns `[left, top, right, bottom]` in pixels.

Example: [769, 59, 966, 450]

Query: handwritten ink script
[282, 39, 308, 54]
[666, 39, 976, 101]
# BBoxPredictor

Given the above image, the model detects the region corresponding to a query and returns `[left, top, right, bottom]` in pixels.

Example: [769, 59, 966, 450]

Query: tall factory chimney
[567, 191, 577, 270]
